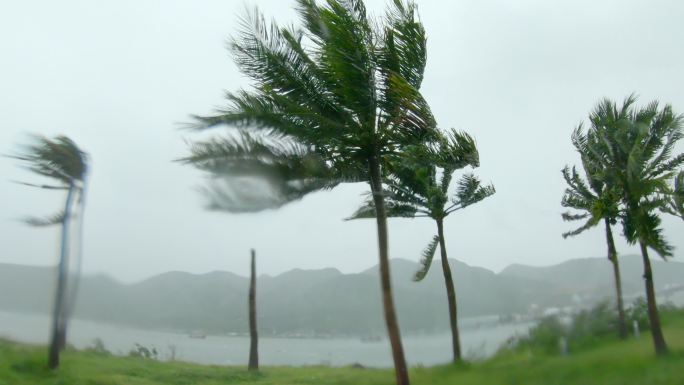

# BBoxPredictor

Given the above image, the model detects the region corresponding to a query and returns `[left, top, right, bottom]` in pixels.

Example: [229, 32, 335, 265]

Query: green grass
[1, 313, 683, 385]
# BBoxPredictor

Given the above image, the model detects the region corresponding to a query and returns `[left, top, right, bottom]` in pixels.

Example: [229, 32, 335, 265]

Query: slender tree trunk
[248, 249, 259, 371]
[604, 219, 627, 339]
[48, 184, 76, 369]
[639, 242, 668, 355]
[369, 156, 409, 385]
[436, 218, 462, 362]
[61, 180, 88, 351]
[57, 318, 67, 351]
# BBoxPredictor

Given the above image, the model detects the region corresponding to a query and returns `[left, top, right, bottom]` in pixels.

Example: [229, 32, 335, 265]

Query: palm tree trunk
[369, 156, 409, 385]
[436, 218, 461, 362]
[48, 183, 76, 369]
[61, 178, 88, 351]
[639, 242, 668, 355]
[248, 249, 259, 371]
[604, 219, 627, 339]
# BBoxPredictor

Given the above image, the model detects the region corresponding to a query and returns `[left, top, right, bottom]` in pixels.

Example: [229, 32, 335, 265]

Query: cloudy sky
[1, 0, 683, 283]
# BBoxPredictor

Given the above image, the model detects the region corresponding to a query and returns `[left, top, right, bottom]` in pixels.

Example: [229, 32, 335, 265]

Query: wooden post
[248, 249, 259, 371]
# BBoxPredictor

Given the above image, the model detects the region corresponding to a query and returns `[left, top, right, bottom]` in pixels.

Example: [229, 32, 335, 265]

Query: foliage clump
[504, 301, 681, 355]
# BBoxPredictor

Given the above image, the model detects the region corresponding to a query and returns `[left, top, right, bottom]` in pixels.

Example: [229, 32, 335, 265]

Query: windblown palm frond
[22, 211, 66, 227]
[436, 129, 479, 169]
[179, 130, 351, 213]
[345, 196, 418, 220]
[413, 235, 439, 282]
[447, 174, 495, 213]
[9, 135, 87, 186]
[9, 134, 89, 226]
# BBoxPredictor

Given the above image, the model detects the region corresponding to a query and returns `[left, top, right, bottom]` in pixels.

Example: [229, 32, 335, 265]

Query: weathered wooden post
[248, 249, 259, 371]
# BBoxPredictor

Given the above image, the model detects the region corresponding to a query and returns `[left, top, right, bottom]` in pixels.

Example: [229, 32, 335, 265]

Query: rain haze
[2, 0, 684, 283]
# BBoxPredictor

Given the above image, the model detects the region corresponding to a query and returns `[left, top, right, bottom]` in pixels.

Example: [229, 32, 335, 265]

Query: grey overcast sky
[1, 0, 683, 283]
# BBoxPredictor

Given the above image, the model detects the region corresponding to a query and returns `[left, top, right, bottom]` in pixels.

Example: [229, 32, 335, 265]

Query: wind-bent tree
[560, 128, 627, 339]
[248, 249, 259, 371]
[348, 130, 495, 363]
[9, 135, 89, 369]
[180, 2, 436, 383]
[580, 95, 683, 355]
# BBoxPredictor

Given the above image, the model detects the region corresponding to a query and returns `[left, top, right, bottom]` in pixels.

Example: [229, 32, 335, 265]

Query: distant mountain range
[1, 255, 682, 336]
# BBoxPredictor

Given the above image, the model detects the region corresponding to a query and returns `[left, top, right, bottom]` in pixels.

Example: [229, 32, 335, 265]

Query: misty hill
[0, 256, 682, 336]
[500, 254, 684, 302]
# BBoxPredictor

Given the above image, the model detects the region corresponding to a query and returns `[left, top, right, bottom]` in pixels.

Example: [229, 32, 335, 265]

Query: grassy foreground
[1, 314, 683, 385]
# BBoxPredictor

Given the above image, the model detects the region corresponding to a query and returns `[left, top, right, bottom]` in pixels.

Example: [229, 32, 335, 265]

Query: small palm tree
[580, 95, 683, 355]
[348, 129, 495, 363]
[9, 135, 88, 369]
[561, 127, 627, 339]
[180, 2, 435, 383]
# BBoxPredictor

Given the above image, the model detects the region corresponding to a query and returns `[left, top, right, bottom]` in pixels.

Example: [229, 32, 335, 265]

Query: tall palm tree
[347, 129, 495, 363]
[580, 95, 683, 356]
[560, 127, 627, 339]
[9, 135, 88, 369]
[180, 2, 436, 383]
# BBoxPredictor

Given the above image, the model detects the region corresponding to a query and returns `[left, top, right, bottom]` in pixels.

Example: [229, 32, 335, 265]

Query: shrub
[128, 343, 158, 360]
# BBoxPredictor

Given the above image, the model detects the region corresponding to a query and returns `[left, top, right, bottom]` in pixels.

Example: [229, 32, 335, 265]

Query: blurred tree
[9, 135, 88, 369]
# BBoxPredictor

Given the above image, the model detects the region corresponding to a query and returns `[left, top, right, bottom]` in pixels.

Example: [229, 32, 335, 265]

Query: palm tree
[580, 95, 683, 355]
[347, 130, 495, 363]
[180, 2, 436, 383]
[9, 135, 88, 369]
[560, 127, 627, 339]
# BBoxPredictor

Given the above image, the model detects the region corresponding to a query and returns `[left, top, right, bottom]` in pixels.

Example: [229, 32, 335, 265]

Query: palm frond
[413, 235, 439, 282]
[434, 129, 479, 169]
[346, 197, 419, 220]
[448, 174, 495, 212]
[561, 216, 600, 238]
[21, 211, 65, 227]
[179, 130, 343, 213]
[11, 180, 69, 190]
[561, 211, 590, 222]
[8, 135, 88, 185]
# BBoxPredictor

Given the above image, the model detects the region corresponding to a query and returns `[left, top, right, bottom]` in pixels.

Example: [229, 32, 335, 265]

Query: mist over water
[0, 310, 532, 367]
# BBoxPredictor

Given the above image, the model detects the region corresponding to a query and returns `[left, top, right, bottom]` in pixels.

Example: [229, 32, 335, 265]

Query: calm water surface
[0, 310, 533, 367]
